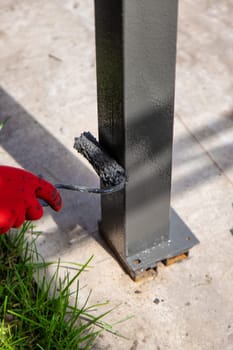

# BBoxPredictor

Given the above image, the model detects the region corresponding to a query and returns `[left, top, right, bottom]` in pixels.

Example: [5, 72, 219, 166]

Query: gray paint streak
[95, 0, 198, 276]
[124, 0, 178, 255]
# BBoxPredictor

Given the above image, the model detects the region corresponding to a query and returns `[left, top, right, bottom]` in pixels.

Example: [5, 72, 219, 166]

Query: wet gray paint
[94, 0, 198, 277]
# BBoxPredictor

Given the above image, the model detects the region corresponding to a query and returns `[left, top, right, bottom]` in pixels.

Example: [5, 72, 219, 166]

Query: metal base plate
[126, 208, 199, 279]
[99, 208, 199, 281]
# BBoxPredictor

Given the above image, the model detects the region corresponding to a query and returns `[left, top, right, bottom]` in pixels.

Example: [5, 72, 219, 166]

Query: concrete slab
[176, 0, 233, 184]
[0, 0, 233, 349]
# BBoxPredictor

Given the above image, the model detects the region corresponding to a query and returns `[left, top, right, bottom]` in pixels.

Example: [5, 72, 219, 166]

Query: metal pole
[94, 0, 198, 280]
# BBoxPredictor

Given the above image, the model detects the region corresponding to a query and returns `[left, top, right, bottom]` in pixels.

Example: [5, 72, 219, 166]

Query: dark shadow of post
[0, 87, 100, 236]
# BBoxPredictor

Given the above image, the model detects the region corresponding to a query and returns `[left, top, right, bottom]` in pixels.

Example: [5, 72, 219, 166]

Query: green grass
[0, 116, 11, 130]
[0, 222, 122, 349]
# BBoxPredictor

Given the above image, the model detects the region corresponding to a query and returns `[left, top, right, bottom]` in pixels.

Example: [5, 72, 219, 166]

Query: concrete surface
[0, 0, 233, 349]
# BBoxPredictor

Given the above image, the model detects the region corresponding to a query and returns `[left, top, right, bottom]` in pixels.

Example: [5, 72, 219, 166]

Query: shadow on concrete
[0, 86, 104, 244]
[1, 84, 232, 262]
[172, 111, 233, 195]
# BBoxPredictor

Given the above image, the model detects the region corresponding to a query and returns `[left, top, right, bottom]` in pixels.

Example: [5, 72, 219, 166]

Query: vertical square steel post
[94, 0, 198, 280]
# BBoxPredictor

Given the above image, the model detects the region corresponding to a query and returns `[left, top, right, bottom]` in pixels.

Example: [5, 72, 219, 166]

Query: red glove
[0, 166, 62, 234]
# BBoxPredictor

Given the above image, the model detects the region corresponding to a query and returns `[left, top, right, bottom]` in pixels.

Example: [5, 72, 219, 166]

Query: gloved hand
[0, 166, 62, 234]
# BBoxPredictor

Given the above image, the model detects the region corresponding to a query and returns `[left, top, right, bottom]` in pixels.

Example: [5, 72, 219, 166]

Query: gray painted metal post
[94, 0, 198, 280]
